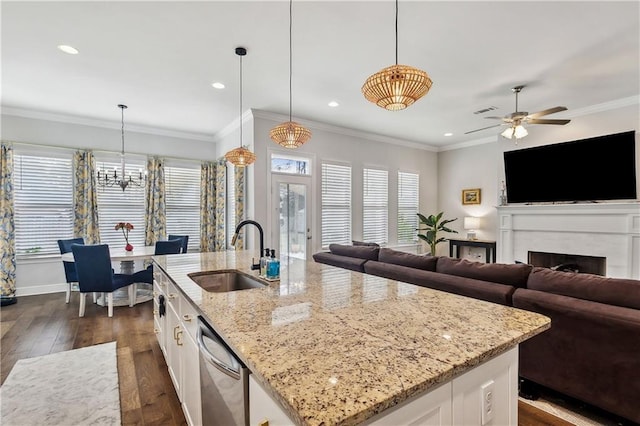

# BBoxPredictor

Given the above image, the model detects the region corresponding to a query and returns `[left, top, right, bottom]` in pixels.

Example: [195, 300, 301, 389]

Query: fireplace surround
[497, 202, 640, 279]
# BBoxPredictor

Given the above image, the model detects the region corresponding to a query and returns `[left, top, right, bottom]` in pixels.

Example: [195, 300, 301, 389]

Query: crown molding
[566, 95, 639, 118]
[1, 106, 214, 142]
[250, 109, 439, 152]
[212, 110, 254, 143]
[439, 136, 498, 152]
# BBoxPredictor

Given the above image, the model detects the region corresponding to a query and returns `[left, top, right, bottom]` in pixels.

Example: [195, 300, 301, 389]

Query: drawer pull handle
[154, 328, 159, 334]
[176, 330, 183, 346]
[153, 291, 158, 297]
[168, 293, 177, 300]
[174, 325, 180, 340]
[153, 309, 159, 315]
[183, 314, 192, 322]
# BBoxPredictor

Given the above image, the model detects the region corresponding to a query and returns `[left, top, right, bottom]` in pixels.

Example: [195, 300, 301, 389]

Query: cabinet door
[367, 381, 452, 425]
[181, 331, 201, 426]
[153, 282, 166, 354]
[249, 375, 295, 426]
[166, 299, 182, 400]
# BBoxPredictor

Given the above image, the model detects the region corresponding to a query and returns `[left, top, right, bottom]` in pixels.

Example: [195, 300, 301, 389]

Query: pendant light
[269, 0, 311, 149]
[97, 104, 145, 191]
[225, 47, 256, 167]
[362, 0, 433, 111]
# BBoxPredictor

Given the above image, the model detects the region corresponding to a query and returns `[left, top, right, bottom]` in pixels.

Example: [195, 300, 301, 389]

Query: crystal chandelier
[269, 0, 311, 149]
[97, 104, 145, 191]
[362, 0, 432, 111]
[225, 47, 256, 167]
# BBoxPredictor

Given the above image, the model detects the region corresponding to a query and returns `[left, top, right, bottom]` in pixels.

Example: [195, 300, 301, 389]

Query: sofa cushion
[329, 243, 379, 261]
[526, 267, 640, 310]
[352, 240, 380, 247]
[378, 248, 437, 271]
[364, 261, 515, 306]
[312, 252, 368, 272]
[436, 257, 532, 288]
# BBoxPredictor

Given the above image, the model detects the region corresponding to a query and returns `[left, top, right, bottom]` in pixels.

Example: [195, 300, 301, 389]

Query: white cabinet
[249, 375, 295, 426]
[155, 268, 201, 426]
[250, 347, 518, 426]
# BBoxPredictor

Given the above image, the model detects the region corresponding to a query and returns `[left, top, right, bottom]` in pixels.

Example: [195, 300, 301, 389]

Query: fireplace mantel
[496, 202, 640, 278]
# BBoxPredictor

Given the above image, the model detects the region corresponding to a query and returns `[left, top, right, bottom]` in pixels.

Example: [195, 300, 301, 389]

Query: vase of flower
[115, 222, 134, 251]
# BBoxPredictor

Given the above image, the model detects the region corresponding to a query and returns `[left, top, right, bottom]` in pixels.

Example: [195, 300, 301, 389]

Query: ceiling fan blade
[528, 118, 571, 125]
[464, 124, 503, 134]
[484, 116, 507, 120]
[528, 106, 567, 118]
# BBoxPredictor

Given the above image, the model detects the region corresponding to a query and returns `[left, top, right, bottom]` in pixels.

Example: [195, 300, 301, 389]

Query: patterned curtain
[0, 143, 16, 297]
[73, 150, 101, 244]
[200, 160, 226, 252]
[145, 157, 166, 246]
[234, 165, 246, 249]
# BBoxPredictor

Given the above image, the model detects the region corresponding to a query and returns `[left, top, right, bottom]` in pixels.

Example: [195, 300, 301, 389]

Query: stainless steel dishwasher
[197, 316, 249, 426]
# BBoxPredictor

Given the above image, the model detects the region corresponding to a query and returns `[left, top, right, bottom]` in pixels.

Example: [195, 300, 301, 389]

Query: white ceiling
[2, 1, 639, 148]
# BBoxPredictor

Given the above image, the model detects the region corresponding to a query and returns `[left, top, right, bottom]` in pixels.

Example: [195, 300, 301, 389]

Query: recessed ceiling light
[57, 45, 79, 55]
[444, 132, 453, 137]
[328, 101, 339, 107]
[211, 82, 225, 89]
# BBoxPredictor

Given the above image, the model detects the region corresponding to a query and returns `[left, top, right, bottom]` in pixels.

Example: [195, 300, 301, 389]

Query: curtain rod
[3, 140, 224, 164]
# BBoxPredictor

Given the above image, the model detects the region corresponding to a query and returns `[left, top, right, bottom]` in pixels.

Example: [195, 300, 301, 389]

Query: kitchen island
[152, 251, 550, 425]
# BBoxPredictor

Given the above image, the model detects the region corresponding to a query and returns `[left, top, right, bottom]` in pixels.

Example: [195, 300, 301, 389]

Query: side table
[449, 239, 497, 263]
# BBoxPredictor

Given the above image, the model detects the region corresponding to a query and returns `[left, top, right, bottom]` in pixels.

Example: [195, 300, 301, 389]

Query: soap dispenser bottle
[267, 249, 280, 280]
[260, 248, 270, 277]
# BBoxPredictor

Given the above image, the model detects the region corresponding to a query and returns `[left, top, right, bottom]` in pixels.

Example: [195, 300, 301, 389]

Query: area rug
[1, 342, 121, 425]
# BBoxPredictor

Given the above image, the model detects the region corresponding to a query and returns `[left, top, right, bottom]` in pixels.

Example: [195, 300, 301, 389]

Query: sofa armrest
[513, 288, 640, 423]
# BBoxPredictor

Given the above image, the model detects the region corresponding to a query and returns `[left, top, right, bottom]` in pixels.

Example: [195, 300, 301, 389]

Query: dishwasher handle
[197, 319, 242, 380]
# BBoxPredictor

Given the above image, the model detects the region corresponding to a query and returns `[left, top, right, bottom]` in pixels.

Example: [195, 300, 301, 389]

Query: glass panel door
[272, 176, 310, 260]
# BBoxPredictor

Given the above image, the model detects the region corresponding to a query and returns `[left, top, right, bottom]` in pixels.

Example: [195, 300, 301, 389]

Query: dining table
[61, 245, 158, 306]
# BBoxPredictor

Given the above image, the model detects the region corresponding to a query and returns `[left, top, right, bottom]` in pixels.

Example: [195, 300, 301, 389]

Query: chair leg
[128, 284, 137, 307]
[79, 293, 86, 317]
[66, 283, 71, 304]
[93, 292, 98, 304]
[107, 293, 114, 317]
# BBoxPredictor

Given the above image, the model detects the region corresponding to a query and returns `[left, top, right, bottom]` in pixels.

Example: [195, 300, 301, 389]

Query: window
[398, 171, 419, 244]
[14, 152, 74, 256]
[321, 163, 351, 247]
[95, 157, 146, 247]
[166, 165, 201, 251]
[271, 153, 311, 175]
[362, 168, 388, 245]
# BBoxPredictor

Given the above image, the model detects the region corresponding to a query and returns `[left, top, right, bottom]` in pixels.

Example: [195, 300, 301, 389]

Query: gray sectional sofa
[313, 244, 640, 424]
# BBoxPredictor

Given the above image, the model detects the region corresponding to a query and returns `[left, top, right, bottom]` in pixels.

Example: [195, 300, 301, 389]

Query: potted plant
[417, 212, 458, 255]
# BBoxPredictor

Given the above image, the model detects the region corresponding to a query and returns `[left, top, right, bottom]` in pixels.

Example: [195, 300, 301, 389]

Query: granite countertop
[153, 251, 550, 426]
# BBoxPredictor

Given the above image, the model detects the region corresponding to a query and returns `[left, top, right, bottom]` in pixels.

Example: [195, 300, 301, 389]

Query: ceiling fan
[465, 85, 570, 139]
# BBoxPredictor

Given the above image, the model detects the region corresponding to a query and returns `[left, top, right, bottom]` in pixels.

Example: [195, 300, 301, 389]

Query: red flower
[115, 222, 134, 243]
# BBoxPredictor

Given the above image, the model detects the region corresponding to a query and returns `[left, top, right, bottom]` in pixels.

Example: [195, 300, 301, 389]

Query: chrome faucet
[231, 220, 264, 270]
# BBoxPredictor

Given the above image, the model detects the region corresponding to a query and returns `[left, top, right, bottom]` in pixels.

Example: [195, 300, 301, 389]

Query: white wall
[2, 113, 217, 296]
[438, 100, 640, 261]
[249, 110, 438, 256]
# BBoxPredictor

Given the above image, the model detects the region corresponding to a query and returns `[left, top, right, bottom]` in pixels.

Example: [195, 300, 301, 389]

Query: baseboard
[15, 283, 67, 297]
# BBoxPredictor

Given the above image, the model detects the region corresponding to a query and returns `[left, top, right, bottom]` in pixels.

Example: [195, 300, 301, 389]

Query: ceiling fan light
[513, 125, 528, 139]
[225, 146, 256, 167]
[362, 64, 432, 111]
[270, 121, 312, 149]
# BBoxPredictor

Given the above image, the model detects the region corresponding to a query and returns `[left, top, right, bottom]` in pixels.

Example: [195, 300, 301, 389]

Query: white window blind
[96, 158, 146, 247]
[14, 153, 74, 256]
[398, 171, 419, 244]
[166, 165, 201, 251]
[321, 163, 352, 247]
[363, 168, 388, 245]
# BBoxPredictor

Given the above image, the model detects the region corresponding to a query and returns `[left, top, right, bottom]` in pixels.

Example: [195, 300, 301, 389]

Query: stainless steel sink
[187, 270, 266, 292]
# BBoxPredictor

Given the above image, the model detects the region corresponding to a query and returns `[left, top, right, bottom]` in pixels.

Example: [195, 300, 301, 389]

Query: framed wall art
[462, 188, 481, 205]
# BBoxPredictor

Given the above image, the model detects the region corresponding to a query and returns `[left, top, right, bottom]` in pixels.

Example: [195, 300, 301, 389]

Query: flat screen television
[503, 131, 637, 204]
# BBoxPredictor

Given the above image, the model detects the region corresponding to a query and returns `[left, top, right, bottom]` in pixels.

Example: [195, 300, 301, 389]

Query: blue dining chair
[71, 244, 135, 317]
[168, 234, 189, 254]
[130, 239, 183, 285]
[57, 237, 85, 303]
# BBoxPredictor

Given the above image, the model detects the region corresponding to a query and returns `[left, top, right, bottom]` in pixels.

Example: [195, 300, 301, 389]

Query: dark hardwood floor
[2, 293, 573, 426]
